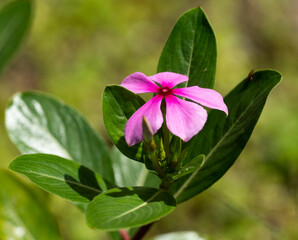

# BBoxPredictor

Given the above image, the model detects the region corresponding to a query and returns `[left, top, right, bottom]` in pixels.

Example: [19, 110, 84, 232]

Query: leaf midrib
[106, 190, 161, 222]
[185, 9, 198, 88]
[15, 170, 102, 194]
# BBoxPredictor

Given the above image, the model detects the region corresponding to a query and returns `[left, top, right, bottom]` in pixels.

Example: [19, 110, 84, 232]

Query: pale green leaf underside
[111, 147, 160, 188]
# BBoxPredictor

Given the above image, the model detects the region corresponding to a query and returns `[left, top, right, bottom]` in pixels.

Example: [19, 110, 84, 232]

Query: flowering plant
[4, 4, 281, 240]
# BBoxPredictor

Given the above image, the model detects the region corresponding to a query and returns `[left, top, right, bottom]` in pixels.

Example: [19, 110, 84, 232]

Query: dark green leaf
[5, 91, 114, 183]
[157, 7, 216, 89]
[0, 0, 32, 73]
[111, 146, 160, 188]
[9, 154, 108, 203]
[169, 155, 204, 181]
[102, 85, 145, 162]
[172, 70, 282, 203]
[86, 187, 176, 230]
[0, 169, 62, 239]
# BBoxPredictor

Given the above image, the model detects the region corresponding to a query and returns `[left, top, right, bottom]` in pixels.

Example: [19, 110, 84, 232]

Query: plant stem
[149, 151, 163, 176]
[131, 222, 155, 240]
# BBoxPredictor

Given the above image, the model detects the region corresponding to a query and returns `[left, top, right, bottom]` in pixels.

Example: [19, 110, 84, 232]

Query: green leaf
[0, 0, 32, 73]
[111, 146, 160, 188]
[0, 169, 62, 240]
[157, 7, 216, 89]
[169, 155, 204, 181]
[173, 70, 282, 203]
[102, 85, 145, 162]
[9, 154, 108, 203]
[5, 91, 114, 183]
[86, 187, 176, 230]
[153, 232, 208, 240]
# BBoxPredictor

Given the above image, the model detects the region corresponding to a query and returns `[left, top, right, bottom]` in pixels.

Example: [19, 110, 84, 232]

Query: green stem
[149, 151, 163, 176]
[159, 176, 172, 191]
[174, 146, 188, 171]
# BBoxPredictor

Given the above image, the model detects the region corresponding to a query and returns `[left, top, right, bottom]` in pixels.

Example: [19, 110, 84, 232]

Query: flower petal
[124, 95, 163, 146]
[165, 95, 208, 142]
[172, 86, 228, 115]
[149, 72, 188, 88]
[121, 72, 159, 94]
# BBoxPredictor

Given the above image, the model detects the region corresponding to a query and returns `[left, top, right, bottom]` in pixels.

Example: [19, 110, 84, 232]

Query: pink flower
[121, 72, 228, 146]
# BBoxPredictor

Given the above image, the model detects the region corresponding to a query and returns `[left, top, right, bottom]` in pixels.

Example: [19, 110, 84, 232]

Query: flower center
[158, 87, 172, 96]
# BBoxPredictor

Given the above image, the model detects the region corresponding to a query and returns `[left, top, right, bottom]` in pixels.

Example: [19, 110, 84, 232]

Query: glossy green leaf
[9, 154, 108, 203]
[153, 232, 207, 240]
[169, 155, 204, 181]
[157, 7, 216, 88]
[5, 91, 114, 183]
[0, 169, 62, 240]
[172, 70, 281, 203]
[0, 0, 31, 73]
[86, 187, 176, 230]
[102, 85, 145, 162]
[111, 146, 160, 188]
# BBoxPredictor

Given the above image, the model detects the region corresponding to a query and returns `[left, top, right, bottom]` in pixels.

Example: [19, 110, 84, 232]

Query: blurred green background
[0, 0, 297, 239]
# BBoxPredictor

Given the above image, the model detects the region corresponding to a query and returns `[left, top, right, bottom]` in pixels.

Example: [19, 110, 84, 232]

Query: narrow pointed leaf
[157, 7, 216, 88]
[87, 187, 176, 230]
[0, 0, 32, 73]
[169, 155, 204, 181]
[172, 70, 282, 203]
[5, 91, 114, 183]
[102, 85, 145, 162]
[0, 170, 62, 240]
[9, 154, 108, 203]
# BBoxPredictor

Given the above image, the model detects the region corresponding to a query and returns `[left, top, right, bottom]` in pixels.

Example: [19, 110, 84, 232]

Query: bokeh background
[0, 0, 297, 239]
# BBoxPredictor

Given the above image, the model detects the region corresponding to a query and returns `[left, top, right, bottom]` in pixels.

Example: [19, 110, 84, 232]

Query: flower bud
[142, 116, 156, 152]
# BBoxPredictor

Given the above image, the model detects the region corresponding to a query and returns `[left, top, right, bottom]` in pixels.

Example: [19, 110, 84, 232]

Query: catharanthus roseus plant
[5, 6, 281, 240]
